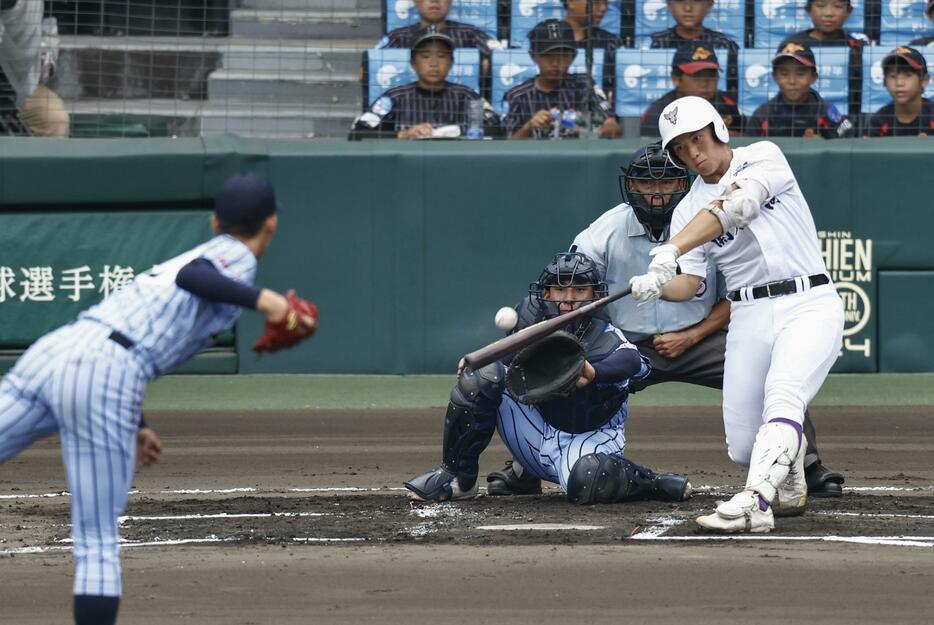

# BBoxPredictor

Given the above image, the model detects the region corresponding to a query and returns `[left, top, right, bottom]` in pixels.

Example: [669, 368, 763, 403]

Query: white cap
[658, 95, 730, 150]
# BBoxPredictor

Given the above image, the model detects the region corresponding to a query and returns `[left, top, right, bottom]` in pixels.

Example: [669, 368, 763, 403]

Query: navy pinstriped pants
[495, 395, 628, 492]
[0, 320, 145, 597]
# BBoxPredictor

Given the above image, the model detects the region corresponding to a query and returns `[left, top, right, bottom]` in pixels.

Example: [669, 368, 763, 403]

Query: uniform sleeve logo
[663, 106, 678, 125]
[692, 47, 712, 60]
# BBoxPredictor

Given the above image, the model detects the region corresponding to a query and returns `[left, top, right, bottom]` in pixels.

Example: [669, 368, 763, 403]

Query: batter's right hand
[629, 273, 663, 302]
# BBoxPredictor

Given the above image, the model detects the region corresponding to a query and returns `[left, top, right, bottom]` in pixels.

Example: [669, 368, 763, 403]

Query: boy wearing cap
[909, 0, 934, 46]
[504, 19, 621, 139]
[0, 172, 317, 625]
[562, 0, 623, 97]
[649, 0, 739, 94]
[353, 29, 499, 139]
[867, 46, 934, 137]
[778, 0, 868, 116]
[748, 42, 854, 138]
[378, 0, 499, 71]
[639, 44, 742, 137]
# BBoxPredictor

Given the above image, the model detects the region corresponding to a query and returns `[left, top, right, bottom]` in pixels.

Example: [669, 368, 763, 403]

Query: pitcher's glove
[252, 290, 318, 354]
[505, 330, 586, 404]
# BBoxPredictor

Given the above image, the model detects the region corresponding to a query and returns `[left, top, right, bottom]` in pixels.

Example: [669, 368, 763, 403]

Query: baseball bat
[463, 286, 633, 370]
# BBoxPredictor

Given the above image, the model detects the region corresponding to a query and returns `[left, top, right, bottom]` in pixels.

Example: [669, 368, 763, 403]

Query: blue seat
[633, 0, 744, 49]
[752, 0, 866, 48]
[879, 0, 932, 46]
[385, 0, 498, 39]
[738, 47, 850, 115]
[509, 0, 622, 48]
[491, 48, 606, 115]
[862, 46, 934, 113]
[614, 48, 728, 116]
[366, 48, 482, 106]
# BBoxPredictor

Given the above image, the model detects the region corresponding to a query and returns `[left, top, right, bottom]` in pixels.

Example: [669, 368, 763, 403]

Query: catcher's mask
[530, 249, 608, 313]
[620, 143, 690, 243]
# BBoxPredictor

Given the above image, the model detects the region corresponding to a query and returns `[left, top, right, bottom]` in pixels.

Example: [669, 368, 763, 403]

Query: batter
[629, 96, 844, 533]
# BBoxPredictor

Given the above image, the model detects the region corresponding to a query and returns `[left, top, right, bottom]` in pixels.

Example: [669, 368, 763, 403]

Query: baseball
[494, 306, 518, 331]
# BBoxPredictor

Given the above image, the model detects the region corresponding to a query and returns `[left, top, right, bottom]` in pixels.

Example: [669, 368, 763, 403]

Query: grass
[142, 373, 934, 411]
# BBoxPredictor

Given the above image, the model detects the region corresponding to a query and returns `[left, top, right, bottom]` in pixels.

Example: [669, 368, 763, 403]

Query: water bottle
[560, 110, 578, 135]
[465, 99, 484, 139]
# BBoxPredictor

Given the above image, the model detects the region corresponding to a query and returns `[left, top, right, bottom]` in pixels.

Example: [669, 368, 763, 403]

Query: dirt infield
[2, 405, 934, 624]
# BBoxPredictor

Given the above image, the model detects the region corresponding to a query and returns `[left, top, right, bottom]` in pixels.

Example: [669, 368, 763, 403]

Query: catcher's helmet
[620, 143, 690, 243]
[531, 250, 608, 306]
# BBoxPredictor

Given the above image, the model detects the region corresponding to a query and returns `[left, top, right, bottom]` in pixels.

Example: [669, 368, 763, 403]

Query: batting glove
[629, 273, 663, 302]
[647, 244, 681, 284]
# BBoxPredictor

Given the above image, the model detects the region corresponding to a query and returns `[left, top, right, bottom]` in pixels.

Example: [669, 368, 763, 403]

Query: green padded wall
[1, 136, 932, 373]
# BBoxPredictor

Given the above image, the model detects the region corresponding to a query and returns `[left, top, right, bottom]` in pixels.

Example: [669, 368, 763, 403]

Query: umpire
[487, 144, 845, 498]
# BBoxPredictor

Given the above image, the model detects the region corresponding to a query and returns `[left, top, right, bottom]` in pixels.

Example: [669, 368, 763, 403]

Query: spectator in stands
[351, 29, 500, 139]
[866, 46, 934, 136]
[747, 43, 854, 138]
[562, 0, 622, 97]
[378, 0, 500, 73]
[778, 0, 868, 117]
[639, 44, 741, 137]
[909, 0, 934, 46]
[649, 0, 739, 94]
[503, 19, 620, 139]
[0, 0, 69, 136]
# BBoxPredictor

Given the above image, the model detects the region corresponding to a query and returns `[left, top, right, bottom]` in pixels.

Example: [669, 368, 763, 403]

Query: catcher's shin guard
[744, 420, 803, 504]
[439, 363, 504, 490]
[565, 453, 692, 505]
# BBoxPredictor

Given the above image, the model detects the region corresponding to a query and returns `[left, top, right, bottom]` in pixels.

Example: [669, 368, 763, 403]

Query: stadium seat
[365, 48, 482, 106]
[879, 0, 932, 45]
[491, 48, 606, 114]
[509, 0, 622, 48]
[385, 0, 499, 38]
[633, 0, 745, 49]
[738, 47, 850, 115]
[614, 48, 728, 116]
[861, 46, 934, 113]
[752, 0, 866, 48]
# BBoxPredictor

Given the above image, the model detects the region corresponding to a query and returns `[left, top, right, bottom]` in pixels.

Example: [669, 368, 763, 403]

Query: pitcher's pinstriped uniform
[0, 235, 255, 598]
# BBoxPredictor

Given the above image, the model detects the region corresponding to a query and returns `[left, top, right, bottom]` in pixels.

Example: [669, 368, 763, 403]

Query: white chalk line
[0, 486, 414, 500]
[631, 534, 934, 548]
[816, 511, 934, 520]
[692, 484, 934, 495]
[117, 511, 330, 525]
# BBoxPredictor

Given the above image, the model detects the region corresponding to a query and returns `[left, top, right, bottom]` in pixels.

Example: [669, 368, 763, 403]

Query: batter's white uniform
[670, 141, 844, 464]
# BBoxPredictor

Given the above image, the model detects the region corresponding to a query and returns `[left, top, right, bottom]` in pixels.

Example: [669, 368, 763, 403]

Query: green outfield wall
[1, 136, 932, 374]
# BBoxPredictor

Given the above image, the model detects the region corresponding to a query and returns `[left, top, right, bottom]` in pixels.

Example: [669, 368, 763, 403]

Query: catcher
[0, 171, 316, 625]
[404, 251, 692, 505]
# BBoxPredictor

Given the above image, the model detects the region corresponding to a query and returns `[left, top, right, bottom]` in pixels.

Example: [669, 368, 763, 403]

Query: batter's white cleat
[774, 442, 808, 518]
[696, 490, 775, 533]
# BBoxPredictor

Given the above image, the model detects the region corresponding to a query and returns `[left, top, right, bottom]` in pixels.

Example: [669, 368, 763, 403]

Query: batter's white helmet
[658, 95, 730, 150]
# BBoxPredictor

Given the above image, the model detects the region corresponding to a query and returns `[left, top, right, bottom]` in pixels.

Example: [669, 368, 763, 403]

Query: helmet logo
[663, 106, 678, 125]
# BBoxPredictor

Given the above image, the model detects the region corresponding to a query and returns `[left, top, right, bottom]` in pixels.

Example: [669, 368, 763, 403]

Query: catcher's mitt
[505, 330, 586, 404]
[252, 290, 318, 354]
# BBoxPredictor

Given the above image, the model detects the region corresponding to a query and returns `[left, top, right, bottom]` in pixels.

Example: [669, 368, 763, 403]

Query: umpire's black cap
[214, 172, 278, 225]
[528, 19, 577, 55]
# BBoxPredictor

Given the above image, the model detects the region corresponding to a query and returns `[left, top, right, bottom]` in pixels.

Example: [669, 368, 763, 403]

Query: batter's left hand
[137, 427, 163, 468]
[653, 330, 697, 359]
[647, 244, 681, 284]
[575, 360, 596, 389]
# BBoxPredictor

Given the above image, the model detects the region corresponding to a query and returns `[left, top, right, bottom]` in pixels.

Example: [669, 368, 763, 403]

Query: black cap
[528, 19, 577, 55]
[882, 46, 928, 75]
[214, 172, 278, 225]
[773, 41, 816, 68]
[672, 44, 720, 74]
[412, 24, 455, 54]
